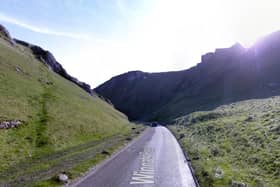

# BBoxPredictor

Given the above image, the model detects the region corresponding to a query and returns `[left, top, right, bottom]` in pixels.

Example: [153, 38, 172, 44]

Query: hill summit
[95, 31, 280, 122]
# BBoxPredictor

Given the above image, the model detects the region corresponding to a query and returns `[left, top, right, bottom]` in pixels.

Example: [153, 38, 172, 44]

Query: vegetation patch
[0, 124, 144, 186]
[35, 88, 52, 148]
[170, 97, 280, 187]
[0, 33, 143, 185]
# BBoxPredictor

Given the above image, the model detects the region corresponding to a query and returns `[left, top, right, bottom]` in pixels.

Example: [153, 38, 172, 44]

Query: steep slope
[95, 70, 187, 121]
[171, 96, 280, 187]
[95, 31, 280, 122]
[0, 25, 139, 185]
[14, 39, 92, 94]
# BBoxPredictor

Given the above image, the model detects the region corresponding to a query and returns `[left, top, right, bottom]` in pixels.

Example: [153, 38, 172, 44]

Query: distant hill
[95, 31, 280, 122]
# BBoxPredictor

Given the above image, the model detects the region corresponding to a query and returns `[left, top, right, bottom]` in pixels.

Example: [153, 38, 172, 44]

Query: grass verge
[0, 125, 145, 186]
[170, 97, 280, 187]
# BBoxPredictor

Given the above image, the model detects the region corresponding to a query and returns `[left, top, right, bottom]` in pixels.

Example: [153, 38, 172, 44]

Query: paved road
[71, 126, 197, 187]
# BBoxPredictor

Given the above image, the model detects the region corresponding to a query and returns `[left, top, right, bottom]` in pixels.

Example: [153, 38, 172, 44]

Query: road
[71, 126, 197, 187]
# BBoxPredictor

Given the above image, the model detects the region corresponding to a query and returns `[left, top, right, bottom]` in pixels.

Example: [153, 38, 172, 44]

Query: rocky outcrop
[0, 24, 92, 94]
[95, 69, 185, 121]
[14, 39, 92, 94]
[0, 24, 15, 45]
[0, 120, 22, 129]
[95, 31, 280, 122]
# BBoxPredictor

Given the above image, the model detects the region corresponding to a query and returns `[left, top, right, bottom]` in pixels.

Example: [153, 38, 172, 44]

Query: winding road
[71, 126, 197, 187]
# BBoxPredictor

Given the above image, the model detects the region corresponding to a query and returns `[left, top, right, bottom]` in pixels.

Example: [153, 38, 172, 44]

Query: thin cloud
[0, 13, 101, 41]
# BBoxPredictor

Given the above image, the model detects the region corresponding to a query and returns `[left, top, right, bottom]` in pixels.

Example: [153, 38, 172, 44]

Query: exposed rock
[14, 39, 92, 94]
[231, 180, 247, 187]
[0, 24, 15, 45]
[214, 167, 223, 178]
[58, 173, 68, 183]
[0, 120, 22, 129]
[95, 32, 280, 122]
[215, 43, 245, 56]
[15, 66, 22, 73]
[201, 52, 214, 63]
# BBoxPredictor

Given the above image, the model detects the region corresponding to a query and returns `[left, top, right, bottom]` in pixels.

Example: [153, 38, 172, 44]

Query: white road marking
[130, 147, 155, 184]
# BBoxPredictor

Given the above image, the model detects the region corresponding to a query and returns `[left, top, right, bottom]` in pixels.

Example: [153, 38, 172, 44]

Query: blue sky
[1, 0, 280, 87]
[0, 0, 147, 49]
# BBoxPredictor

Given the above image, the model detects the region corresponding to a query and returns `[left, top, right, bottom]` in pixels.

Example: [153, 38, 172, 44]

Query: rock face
[0, 24, 15, 45]
[95, 31, 280, 122]
[15, 39, 92, 94]
[95, 70, 186, 120]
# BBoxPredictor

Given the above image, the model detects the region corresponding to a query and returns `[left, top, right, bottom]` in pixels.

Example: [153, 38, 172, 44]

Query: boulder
[214, 167, 223, 178]
[58, 173, 68, 183]
[0, 120, 22, 129]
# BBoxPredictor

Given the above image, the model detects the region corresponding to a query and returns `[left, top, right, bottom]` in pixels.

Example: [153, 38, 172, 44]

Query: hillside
[95, 70, 187, 121]
[170, 96, 280, 187]
[0, 25, 140, 186]
[95, 31, 280, 122]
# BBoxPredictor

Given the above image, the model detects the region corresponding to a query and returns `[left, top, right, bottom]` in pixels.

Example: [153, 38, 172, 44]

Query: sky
[1, 0, 280, 88]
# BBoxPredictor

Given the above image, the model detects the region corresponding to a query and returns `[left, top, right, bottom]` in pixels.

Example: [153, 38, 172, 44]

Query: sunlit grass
[0, 38, 138, 185]
[170, 97, 280, 187]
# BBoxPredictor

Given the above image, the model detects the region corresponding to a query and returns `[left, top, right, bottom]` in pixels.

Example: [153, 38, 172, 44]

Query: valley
[1, 19, 280, 187]
[95, 30, 280, 186]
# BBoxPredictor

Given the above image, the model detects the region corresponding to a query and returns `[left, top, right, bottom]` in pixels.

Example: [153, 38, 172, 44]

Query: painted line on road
[130, 146, 155, 185]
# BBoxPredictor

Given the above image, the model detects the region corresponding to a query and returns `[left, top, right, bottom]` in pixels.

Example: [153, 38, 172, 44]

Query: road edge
[66, 127, 150, 187]
[167, 126, 200, 187]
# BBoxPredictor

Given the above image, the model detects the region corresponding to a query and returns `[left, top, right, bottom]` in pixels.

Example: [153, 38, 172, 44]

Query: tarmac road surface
[71, 126, 197, 187]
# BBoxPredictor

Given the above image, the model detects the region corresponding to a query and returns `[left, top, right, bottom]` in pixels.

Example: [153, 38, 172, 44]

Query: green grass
[31, 153, 107, 187]
[170, 97, 280, 187]
[0, 38, 142, 185]
[20, 126, 145, 187]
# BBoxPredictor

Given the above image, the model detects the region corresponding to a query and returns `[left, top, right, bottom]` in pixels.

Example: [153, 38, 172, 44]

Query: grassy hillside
[0, 37, 140, 186]
[170, 97, 280, 187]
